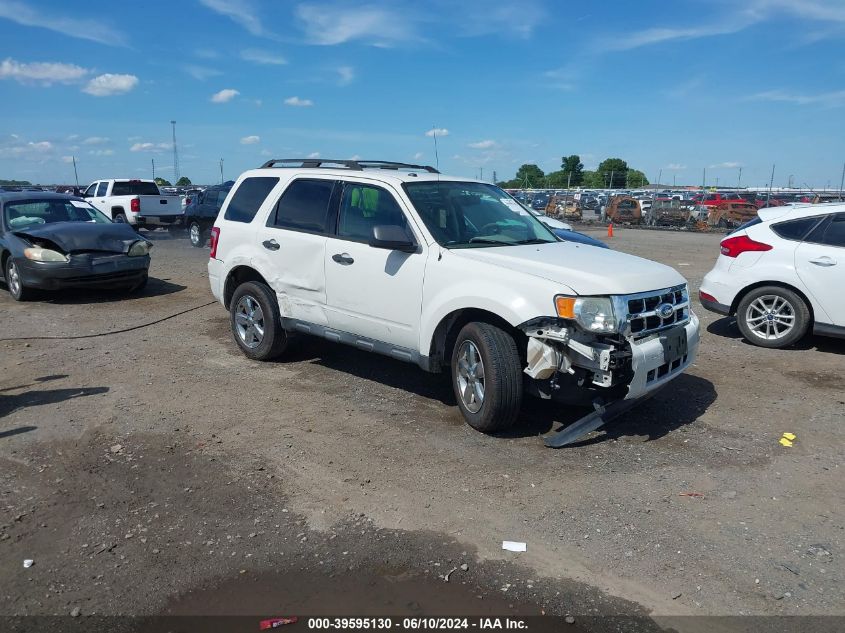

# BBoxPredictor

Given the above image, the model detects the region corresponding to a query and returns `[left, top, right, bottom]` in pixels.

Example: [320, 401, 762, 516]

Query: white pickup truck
[82, 179, 183, 229]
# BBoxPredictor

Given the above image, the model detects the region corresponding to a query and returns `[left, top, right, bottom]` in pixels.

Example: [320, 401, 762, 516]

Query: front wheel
[188, 221, 206, 247]
[736, 286, 810, 348]
[451, 322, 522, 433]
[5, 258, 34, 301]
[230, 281, 289, 361]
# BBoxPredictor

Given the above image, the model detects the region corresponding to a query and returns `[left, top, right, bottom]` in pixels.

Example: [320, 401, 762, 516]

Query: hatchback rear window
[224, 177, 279, 223]
[771, 216, 823, 241]
[111, 181, 161, 196]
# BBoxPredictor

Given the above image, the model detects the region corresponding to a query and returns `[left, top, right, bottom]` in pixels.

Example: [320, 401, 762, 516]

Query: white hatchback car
[700, 204, 845, 348]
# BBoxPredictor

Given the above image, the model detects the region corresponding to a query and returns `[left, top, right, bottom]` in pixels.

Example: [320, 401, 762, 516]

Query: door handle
[262, 239, 280, 251]
[809, 257, 836, 267]
[332, 253, 354, 265]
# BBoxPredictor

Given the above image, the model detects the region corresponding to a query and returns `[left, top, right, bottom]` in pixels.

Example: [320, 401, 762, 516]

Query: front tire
[5, 258, 33, 301]
[188, 221, 206, 247]
[451, 322, 522, 433]
[230, 281, 289, 361]
[736, 286, 810, 348]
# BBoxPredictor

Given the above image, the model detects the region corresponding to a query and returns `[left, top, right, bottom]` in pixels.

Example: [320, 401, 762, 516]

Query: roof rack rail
[259, 158, 439, 174]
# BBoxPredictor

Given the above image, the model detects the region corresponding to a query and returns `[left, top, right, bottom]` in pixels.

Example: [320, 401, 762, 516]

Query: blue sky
[0, 0, 843, 187]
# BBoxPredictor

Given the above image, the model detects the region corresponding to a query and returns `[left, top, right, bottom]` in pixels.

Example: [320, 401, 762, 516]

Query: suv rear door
[795, 212, 845, 326]
[323, 180, 426, 351]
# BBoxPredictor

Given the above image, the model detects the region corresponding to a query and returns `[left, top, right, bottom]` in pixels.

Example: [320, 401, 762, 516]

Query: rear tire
[736, 285, 810, 349]
[114, 213, 128, 224]
[451, 322, 522, 433]
[189, 221, 206, 247]
[5, 258, 34, 301]
[230, 281, 289, 361]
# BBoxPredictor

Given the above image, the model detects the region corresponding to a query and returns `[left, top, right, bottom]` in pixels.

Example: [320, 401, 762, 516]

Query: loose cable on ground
[0, 301, 216, 342]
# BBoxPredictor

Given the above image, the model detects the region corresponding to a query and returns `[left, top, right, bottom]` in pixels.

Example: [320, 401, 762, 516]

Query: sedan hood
[13, 222, 143, 254]
[453, 242, 686, 295]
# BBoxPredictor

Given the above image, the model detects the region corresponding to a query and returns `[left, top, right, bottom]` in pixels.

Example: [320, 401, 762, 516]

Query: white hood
[453, 242, 686, 296]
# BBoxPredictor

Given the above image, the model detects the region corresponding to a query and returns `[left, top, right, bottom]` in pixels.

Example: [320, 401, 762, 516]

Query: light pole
[219, 158, 224, 184]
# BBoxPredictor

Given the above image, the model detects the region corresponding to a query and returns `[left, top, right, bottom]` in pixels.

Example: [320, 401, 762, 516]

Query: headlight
[554, 295, 617, 333]
[128, 240, 152, 257]
[24, 247, 68, 262]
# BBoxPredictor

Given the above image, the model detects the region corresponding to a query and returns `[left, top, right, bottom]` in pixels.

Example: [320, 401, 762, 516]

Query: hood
[13, 222, 143, 254]
[452, 242, 685, 295]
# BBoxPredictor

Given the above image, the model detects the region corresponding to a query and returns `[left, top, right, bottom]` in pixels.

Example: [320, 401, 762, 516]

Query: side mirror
[369, 225, 417, 253]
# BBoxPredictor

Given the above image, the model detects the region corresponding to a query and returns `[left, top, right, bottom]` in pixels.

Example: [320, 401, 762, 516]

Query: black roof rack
[259, 158, 439, 174]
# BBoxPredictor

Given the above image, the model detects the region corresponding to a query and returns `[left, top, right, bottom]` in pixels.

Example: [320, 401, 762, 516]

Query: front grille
[63, 270, 142, 283]
[622, 284, 689, 337]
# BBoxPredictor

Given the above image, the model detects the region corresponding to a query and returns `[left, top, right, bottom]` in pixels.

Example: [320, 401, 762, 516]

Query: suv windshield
[4, 199, 111, 230]
[111, 181, 160, 196]
[403, 182, 558, 248]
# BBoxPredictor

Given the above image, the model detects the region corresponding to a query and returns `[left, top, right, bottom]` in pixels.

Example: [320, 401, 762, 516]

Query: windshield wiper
[468, 237, 514, 245]
[512, 238, 554, 245]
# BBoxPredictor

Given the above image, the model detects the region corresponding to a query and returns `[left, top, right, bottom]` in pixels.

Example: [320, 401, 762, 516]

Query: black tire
[229, 281, 288, 361]
[114, 213, 128, 223]
[188, 221, 206, 248]
[4, 258, 34, 301]
[736, 285, 810, 349]
[451, 322, 522, 433]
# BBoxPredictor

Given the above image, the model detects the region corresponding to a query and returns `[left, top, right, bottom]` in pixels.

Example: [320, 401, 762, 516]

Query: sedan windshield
[403, 182, 558, 248]
[4, 199, 111, 230]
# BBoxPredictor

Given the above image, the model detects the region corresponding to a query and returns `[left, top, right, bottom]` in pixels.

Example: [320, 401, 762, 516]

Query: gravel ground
[1, 227, 843, 630]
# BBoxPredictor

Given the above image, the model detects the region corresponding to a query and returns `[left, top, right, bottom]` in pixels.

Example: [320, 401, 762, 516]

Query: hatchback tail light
[209, 227, 220, 258]
[130, 197, 140, 213]
[720, 235, 772, 258]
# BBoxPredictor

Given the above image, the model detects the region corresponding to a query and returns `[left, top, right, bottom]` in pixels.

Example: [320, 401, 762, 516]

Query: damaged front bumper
[16, 253, 150, 290]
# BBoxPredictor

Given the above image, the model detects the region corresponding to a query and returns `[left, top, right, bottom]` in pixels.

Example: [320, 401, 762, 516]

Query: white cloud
[336, 66, 355, 85]
[456, 0, 544, 39]
[664, 163, 687, 170]
[211, 88, 240, 103]
[709, 161, 743, 169]
[468, 140, 497, 149]
[0, 137, 54, 159]
[413, 152, 424, 160]
[259, 149, 272, 156]
[425, 128, 449, 137]
[284, 96, 313, 107]
[88, 149, 114, 156]
[307, 151, 321, 158]
[748, 88, 845, 107]
[29, 141, 51, 150]
[0, 0, 126, 46]
[240, 135, 260, 145]
[82, 73, 138, 96]
[82, 136, 109, 145]
[61, 155, 75, 163]
[198, 0, 273, 37]
[184, 64, 222, 80]
[0, 57, 88, 85]
[240, 49, 287, 65]
[296, 3, 416, 46]
[130, 142, 170, 153]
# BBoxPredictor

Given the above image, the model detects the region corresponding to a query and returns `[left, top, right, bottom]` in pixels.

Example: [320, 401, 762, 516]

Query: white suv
[700, 204, 845, 348]
[208, 159, 700, 440]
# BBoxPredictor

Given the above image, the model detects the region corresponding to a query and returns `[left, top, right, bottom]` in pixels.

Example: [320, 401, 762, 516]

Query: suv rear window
[225, 177, 279, 223]
[270, 179, 337, 233]
[111, 181, 161, 196]
[771, 216, 822, 241]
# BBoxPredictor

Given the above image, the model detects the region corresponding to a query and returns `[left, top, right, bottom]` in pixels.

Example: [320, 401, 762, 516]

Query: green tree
[626, 169, 649, 187]
[513, 163, 545, 188]
[581, 170, 607, 188]
[560, 155, 584, 186]
[154, 177, 172, 187]
[175, 176, 192, 186]
[596, 158, 628, 188]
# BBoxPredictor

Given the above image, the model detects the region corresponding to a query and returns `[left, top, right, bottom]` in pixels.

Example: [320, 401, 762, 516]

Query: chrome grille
[617, 284, 690, 337]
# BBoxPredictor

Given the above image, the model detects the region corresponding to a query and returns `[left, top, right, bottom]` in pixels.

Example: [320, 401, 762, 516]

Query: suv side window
[224, 177, 279, 223]
[338, 183, 411, 242]
[215, 190, 229, 209]
[771, 216, 823, 241]
[96, 181, 108, 197]
[806, 213, 845, 248]
[270, 178, 337, 234]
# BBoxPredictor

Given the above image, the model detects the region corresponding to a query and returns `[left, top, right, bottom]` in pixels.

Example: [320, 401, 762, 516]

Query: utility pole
[738, 166, 742, 188]
[480, 167, 484, 182]
[838, 162, 844, 201]
[151, 158, 155, 181]
[608, 170, 614, 189]
[219, 158, 224, 184]
[788, 174, 794, 188]
[71, 155, 79, 187]
[171, 120, 180, 183]
[767, 163, 775, 205]
[566, 171, 571, 189]
[431, 126, 440, 171]
[656, 169, 662, 191]
[492, 170, 497, 184]
[702, 168, 706, 190]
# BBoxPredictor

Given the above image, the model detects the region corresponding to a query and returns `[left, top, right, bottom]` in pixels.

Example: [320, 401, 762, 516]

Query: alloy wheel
[234, 295, 265, 348]
[744, 294, 796, 341]
[456, 340, 485, 413]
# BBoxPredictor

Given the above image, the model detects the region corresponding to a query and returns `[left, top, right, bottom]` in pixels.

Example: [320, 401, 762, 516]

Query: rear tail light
[130, 198, 140, 213]
[720, 235, 772, 258]
[699, 291, 717, 303]
[209, 227, 220, 258]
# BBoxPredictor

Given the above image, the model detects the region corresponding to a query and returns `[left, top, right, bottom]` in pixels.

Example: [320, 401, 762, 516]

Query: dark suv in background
[183, 181, 233, 247]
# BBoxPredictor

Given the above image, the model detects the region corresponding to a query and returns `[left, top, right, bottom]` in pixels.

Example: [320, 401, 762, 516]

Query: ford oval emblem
[657, 303, 675, 319]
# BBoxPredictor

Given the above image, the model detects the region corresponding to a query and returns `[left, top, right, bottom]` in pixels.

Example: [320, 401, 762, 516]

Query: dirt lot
[1, 227, 843, 630]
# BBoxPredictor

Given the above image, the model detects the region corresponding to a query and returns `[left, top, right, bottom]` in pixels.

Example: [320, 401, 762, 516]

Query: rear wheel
[5, 258, 34, 301]
[114, 213, 128, 224]
[230, 281, 289, 361]
[736, 286, 810, 348]
[189, 221, 206, 247]
[451, 322, 522, 433]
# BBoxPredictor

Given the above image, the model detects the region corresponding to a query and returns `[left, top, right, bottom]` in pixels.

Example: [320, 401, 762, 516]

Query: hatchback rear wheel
[736, 286, 809, 348]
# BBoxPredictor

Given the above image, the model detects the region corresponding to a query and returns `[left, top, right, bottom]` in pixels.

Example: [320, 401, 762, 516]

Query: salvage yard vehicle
[208, 159, 700, 444]
[603, 196, 643, 224]
[184, 181, 233, 247]
[700, 205, 845, 348]
[707, 201, 758, 228]
[0, 192, 152, 301]
[82, 179, 182, 230]
[645, 199, 694, 226]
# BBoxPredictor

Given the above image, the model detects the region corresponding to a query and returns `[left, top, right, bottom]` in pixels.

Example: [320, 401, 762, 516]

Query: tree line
[497, 156, 649, 189]
[154, 176, 192, 187]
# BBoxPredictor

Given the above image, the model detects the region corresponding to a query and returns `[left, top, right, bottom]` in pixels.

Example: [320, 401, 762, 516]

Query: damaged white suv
[208, 159, 700, 443]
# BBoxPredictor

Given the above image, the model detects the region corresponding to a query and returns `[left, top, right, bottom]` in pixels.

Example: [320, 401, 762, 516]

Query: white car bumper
[208, 258, 224, 306]
[624, 312, 700, 400]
